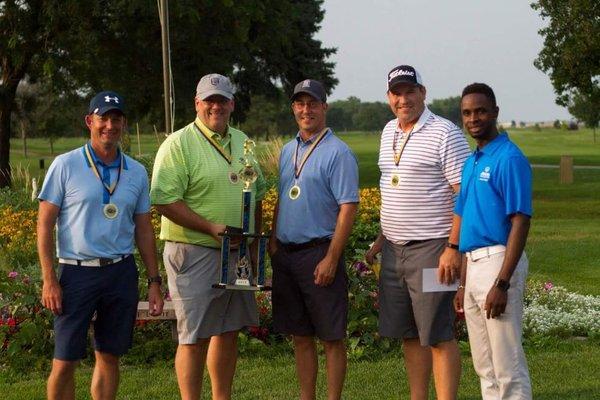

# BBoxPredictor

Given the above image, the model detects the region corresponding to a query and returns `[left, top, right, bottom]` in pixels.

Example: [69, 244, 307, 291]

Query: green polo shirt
[150, 117, 266, 247]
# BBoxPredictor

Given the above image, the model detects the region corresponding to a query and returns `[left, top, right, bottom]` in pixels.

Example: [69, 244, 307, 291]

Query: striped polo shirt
[378, 107, 470, 242]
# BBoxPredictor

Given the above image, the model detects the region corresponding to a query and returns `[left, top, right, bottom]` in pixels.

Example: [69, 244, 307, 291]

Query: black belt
[277, 237, 331, 253]
[403, 239, 428, 246]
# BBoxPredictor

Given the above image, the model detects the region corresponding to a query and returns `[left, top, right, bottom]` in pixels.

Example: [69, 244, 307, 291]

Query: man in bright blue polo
[269, 79, 359, 400]
[37, 91, 164, 400]
[453, 83, 533, 399]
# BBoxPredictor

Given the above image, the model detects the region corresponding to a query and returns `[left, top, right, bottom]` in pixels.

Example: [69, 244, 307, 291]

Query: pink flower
[7, 271, 18, 279]
[543, 281, 554, 291]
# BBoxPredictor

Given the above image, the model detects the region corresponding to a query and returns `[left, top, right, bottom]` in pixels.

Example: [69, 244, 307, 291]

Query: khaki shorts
[163, 242, 258, 344]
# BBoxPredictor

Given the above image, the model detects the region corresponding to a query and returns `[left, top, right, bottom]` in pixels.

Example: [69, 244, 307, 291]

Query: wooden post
[559, 155, 573, 184]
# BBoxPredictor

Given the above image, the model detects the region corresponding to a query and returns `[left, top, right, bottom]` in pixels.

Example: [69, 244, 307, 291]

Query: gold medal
[390, 174, 400, 187]
[228, 171, 239, 184]
[103, 203, 119, 219]
[289, 185, 301, 200]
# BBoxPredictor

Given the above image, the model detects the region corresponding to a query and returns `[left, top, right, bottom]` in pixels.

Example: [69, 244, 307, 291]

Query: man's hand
[454, 286, 465, 314]
[147, 284, 164, 316]
[314, 255, 338, 286]
[210, 223, 243, 248]
[42, 278, 63, 315]
[437, 247, 461, 285]
[366, 237, 384, 265]
[485, 286, 508, 319]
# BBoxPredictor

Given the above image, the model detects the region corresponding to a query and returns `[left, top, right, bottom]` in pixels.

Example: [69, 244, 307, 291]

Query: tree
[531, 0, 600, 111]
[428, 96, 462, 127]
[352, 102, 393, 131]
[568, 89, 600, 142]
[0, 0, 337, 188]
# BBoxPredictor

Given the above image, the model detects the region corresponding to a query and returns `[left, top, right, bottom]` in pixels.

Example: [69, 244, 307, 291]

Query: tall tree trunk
[21, 120, 28, 158]
[0, 97, 15, 188]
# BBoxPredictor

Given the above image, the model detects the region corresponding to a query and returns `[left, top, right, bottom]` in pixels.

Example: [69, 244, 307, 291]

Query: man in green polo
[151, 73, 266, 400]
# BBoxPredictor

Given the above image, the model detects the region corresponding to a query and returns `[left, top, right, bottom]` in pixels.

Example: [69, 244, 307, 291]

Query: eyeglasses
[292, 100, 322, 110]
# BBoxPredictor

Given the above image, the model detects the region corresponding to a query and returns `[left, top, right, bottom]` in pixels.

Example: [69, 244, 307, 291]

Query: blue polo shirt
[38, 144, 151, 259]
[454, 133, 532, 252]
[276, 129, 359, 244]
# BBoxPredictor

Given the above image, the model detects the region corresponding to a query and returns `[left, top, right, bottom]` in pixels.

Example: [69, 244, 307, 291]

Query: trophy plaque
[213, 139, 271, 291]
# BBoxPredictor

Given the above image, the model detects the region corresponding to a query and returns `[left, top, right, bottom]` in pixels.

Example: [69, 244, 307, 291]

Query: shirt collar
[476, 132, 509, 156]
[84, 142, 127, 169]
[194, 117, 230, 143]
[396, 107, 432, 134]
[295, 128, 330, 145]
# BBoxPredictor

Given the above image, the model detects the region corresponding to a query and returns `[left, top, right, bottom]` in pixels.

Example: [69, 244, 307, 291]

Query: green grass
[1, 339, 599, 399]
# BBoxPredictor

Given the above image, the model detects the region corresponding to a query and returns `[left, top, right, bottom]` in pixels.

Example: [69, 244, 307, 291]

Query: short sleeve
[135, 171, 151, 214]
[500, 155, 532, 217]
[329, 148, 359, 204]
[454, 184, 466, 216]
[38, 157, 66, 208]
[150, 137, 188, 205]
[439, 127, 470, 185]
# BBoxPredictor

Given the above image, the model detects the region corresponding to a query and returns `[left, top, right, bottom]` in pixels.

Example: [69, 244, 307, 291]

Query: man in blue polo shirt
[453, 83, 533, 399]
[37, 91, 164, 400]
[269, 79, 359, 400]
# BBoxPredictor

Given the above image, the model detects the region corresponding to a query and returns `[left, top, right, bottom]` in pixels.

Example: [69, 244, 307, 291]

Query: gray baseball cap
[196, 74, 235, 100]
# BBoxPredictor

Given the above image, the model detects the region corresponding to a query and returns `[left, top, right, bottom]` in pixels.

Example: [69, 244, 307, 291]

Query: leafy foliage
[0, 0, 337, 187]
[531, 0, 600, 108]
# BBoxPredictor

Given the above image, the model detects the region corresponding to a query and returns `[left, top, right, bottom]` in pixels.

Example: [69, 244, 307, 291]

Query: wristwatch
[446, 242, 459, 250]
[147, 275, 163, 287]
[494, 278, 510, 292]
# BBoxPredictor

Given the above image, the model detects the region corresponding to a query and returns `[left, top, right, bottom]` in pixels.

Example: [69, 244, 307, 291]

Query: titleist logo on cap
[388, 68, 415, 81]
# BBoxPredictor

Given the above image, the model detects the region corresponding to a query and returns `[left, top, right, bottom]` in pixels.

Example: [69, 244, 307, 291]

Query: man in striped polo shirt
[151, 74, 266, 400]
[367, 65, 470, 400]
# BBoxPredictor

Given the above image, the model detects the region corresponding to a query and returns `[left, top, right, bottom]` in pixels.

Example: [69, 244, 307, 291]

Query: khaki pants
[464, 247, 532, 400]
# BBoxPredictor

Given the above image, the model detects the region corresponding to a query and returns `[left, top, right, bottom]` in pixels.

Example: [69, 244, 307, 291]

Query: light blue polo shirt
[276, 129, 359, 244]
[38, 144, 151, 259]
[454, 133, 532, 252]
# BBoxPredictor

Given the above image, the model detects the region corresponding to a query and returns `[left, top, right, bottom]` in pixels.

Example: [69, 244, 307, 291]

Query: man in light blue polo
[453, 83, 533, 400]
[37, 91, 163, 400]
[269, 79, 359, 400]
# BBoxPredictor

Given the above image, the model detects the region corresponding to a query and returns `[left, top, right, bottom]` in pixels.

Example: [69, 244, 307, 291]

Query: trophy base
[212, 283, 272, 291]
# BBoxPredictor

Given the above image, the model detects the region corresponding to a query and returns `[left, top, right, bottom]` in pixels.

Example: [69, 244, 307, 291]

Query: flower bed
[1, 186, 599, 372]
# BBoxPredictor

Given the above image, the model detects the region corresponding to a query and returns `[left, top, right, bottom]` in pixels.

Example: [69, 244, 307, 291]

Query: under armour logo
[104, 96, 119, 103]
[302, 80, 311, 88]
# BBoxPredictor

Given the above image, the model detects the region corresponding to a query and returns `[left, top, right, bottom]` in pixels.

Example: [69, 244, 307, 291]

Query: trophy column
[213, 139, 271, 291]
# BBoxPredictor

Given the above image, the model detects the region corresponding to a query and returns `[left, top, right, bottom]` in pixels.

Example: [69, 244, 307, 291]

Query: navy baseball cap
[88, 91, 125, 115]
[387, 65, 424, 91]
[291, 79, 327, 103]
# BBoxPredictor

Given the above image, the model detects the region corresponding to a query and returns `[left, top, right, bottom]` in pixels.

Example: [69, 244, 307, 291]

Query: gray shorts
[378, 238, 455, 346]
[163, 242, 258, 344]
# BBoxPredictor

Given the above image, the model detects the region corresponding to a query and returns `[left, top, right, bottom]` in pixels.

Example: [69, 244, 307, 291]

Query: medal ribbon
[392, 128, 413, 166]
[84, 143, 124, 204]
[293, 127, 329, 179]
[194, 119, 232, 164]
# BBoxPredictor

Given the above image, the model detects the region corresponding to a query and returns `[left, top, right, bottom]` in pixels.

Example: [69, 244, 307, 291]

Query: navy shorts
[53, 255, 139, 360]
[272, 241, 348, 341]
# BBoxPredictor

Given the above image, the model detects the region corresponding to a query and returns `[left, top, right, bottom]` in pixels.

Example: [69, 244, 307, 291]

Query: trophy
[213, 139, 271, 291]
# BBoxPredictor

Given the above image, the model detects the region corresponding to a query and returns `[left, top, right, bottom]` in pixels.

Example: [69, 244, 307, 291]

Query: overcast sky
[316, 0, 572, 122]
